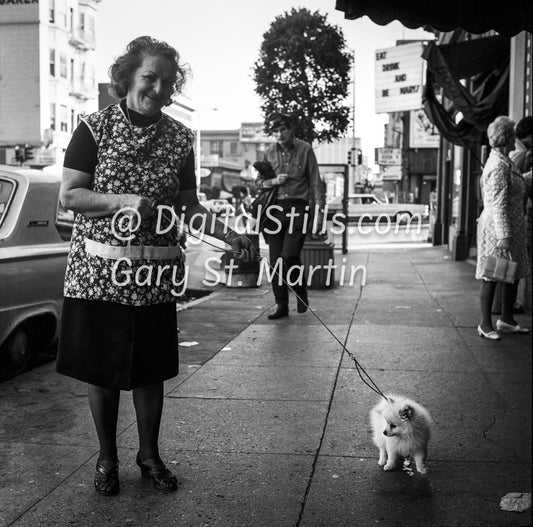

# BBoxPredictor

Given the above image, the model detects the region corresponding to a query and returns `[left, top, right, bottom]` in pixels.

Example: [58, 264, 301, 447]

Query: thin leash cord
[167, 209, 387, 400]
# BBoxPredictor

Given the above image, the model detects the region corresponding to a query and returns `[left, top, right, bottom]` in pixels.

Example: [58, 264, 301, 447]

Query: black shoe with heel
[136, 453, 178, 492]
[94, 461, 119, 496]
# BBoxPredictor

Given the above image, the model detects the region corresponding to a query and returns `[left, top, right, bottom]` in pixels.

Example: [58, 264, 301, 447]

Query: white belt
[85, 238, 182, 261]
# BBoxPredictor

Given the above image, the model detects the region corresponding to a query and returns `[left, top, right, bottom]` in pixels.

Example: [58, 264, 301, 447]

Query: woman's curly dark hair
[108, 36, 189, 105]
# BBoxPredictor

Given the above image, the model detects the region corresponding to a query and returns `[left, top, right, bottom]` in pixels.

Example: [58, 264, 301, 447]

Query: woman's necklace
[124, 105, 168, 170]
[125, 105, 150, 166]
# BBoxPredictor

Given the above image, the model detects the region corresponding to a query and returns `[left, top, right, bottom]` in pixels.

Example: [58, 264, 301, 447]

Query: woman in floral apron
[56, 36, 257, 496]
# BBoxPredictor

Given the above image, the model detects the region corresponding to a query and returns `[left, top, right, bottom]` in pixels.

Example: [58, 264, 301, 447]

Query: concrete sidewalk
[0, 245, 531, 527]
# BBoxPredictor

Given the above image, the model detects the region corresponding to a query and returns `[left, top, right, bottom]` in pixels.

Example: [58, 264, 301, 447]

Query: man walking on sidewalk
[256, 112, 324, 319]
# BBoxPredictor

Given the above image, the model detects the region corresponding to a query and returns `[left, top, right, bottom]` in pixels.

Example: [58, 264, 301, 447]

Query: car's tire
[395, 212, 412, 224]
[0, 324, 34, 381]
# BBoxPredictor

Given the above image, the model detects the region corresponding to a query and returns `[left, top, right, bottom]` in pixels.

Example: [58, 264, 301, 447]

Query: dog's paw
[417, 466, 427, 475]
[383, 464, 395, 471]
[378, 457, 386, 467]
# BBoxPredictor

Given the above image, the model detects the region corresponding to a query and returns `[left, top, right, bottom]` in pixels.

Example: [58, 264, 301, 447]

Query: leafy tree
[253, 8, 352, 144]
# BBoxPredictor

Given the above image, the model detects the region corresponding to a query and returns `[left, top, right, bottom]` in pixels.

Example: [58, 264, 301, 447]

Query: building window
[60, 105, 68, 132]
[60, 0, 67, 27]
[49, 49, 56, 76]
[60, 54, 67, 79]
[230, 142, 238, 155]
[79, 12, 85, 32]
[88, 16, 95, 39]
[49, 0, 55, 23]
[69, 7, 74, 31]
[210, 141, 221, 154]
[50, 103, 56, 130]
[70, 109, 75, 132]
[70, 58, 74, 82]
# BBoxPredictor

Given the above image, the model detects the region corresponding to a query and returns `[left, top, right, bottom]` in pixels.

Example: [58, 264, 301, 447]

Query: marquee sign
[375, 42, 425, 114]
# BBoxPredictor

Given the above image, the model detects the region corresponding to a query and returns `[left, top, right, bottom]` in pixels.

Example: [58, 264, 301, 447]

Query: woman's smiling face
[126, 54, 175, 116]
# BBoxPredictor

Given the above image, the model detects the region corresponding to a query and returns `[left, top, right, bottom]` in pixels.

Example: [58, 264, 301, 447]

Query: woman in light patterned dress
[476, 116, 530, 340]
[56, 37, 258, 496]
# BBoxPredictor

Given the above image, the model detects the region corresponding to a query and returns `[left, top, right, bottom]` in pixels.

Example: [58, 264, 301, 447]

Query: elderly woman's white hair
[487, 116, 516, 148]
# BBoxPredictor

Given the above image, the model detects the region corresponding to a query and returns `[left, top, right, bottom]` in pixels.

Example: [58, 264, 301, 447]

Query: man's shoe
[268, 305, 289, 320]
[296, 292, 309, 313]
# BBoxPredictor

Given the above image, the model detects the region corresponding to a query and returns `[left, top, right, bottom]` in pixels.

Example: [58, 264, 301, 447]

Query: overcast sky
[95, 1, 433, 160]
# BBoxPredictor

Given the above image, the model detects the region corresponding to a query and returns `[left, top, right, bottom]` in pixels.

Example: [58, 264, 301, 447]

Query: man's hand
[225, 232, 260, 262]
[277, 174, 288, 186]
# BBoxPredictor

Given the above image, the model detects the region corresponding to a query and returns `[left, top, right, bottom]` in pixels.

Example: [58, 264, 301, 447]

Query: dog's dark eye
[390, 424, 396, 428]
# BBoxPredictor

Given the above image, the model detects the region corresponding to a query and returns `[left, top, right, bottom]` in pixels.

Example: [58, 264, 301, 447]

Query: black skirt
[56, 298, 179, 390]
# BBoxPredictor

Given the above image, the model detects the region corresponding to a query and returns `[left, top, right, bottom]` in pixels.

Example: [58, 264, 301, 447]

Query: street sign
[381, 166, 402, 181]
[409, 109, 440, 148]
[376, 147, 401, 166]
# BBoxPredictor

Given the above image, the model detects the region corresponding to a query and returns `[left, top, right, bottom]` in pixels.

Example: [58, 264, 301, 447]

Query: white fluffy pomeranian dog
[370, 394, 432, 475]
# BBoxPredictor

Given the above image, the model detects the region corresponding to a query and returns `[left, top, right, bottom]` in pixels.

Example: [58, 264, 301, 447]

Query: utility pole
[351, 48, 357, 191]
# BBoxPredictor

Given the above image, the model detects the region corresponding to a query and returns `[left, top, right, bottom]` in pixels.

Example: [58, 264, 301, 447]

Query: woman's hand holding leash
[118, 194, 156, 220]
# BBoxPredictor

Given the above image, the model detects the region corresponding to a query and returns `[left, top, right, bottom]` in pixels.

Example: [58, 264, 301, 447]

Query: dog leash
[171, 211, 388, 401]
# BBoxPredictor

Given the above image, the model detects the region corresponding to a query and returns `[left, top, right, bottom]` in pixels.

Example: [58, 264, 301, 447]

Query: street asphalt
[0, 244, 531, 527]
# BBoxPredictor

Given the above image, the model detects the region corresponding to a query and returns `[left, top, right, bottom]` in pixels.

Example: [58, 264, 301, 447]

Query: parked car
[0, 166, 73, 380]
[204, 198, 235, 217]
[326, 193, 429, 223]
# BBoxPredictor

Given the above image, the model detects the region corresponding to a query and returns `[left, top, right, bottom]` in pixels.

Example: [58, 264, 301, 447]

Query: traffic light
[14, 145, 23, 164]
[24, 144, 34, 161]
[356, 149, 363, 165]
[347, 149, 353, 165]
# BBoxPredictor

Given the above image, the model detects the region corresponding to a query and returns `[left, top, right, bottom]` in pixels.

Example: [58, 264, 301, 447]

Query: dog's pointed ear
[399, 405, 414, 420]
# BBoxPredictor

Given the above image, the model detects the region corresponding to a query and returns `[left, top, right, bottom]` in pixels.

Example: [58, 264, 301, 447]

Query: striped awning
[335, 0, 532, 37]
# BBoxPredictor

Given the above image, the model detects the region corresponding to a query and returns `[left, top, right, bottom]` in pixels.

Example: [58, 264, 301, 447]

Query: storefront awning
[422, 36, 510, 146]
[335, 0, 533, 37]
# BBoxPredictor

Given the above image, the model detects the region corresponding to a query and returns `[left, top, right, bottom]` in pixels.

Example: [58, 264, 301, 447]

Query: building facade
[0, 0, 102, 166]
[425, 30, 532, 260]
[374, 40, 439, 206]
